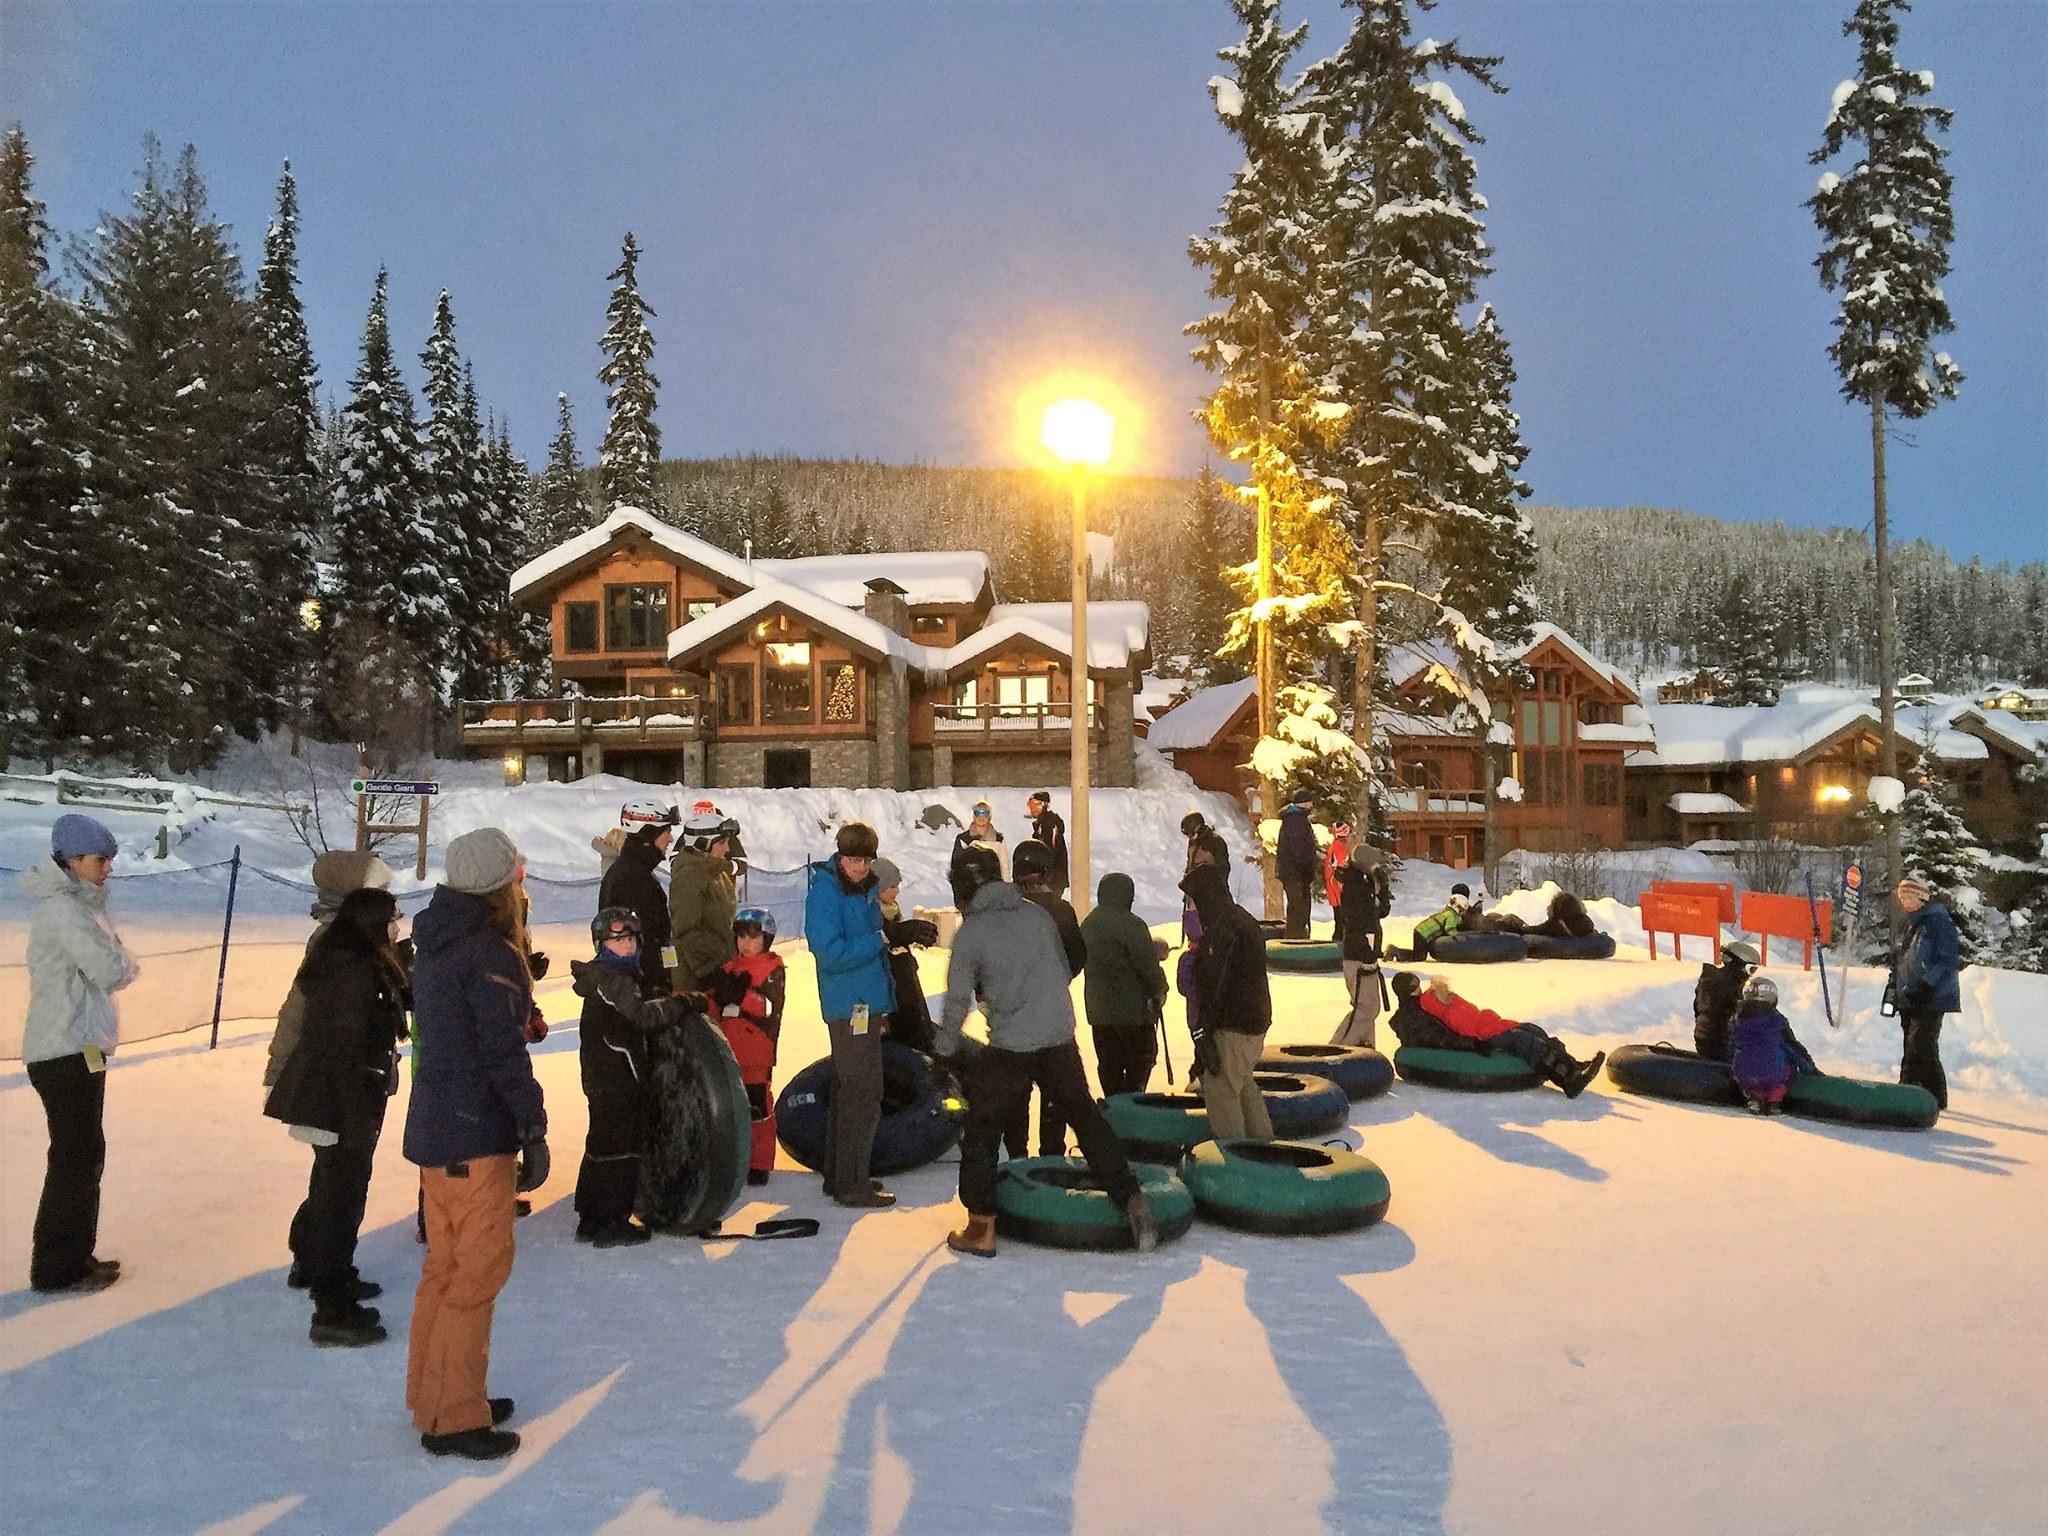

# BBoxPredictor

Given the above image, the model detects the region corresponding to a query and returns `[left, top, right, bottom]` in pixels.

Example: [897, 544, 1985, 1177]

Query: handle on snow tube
[703, 1217, 822, 1242]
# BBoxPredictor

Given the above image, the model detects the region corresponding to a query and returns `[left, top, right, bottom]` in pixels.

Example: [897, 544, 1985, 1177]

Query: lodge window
[763, 641, 814, 724]
[823, 661, 860, 723]
[563, 602, 600, 654]
[1627, 792, 1649, 821]
[912, 614, 951, 636]
[1582, 702, 1617, 726]
[604, 584, 669, 650]
[627, 672, 689, 700]
[995, 673, 1052, 716]
[1519, 699, 1565, 748]
[1582, 762, 1620, 807]
[1961, 767, 1984, 800]
[952, 679, 977, 710]
[1522, 750, 1568, 807]
[1403, 759, 1441, 790]
[718, 664, 755, 726]
[685, 599, 718, 622]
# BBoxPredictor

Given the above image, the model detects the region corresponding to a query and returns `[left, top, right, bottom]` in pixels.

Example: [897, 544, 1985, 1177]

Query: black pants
[26, 1053, 108, 1290]
[960, 1040, 1140, 1217]
[1093, 1025, 1158, 1098]
[1899, 1009, 1948, 1108]
[1282, 877, 1312, 940]
[1331, 895, 1347, 946]
[575, 1090, 646, 1229]
[1481, 1025, 1570, 1081]
[301, 1103, 387, 1310]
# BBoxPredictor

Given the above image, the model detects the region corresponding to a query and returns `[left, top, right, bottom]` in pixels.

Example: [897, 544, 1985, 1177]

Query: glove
[927, 1053, 962, 1100]
[1189, 1026, 1221, 1080]
[516, 1133, 550, 1193]
[523, 1006, 549, 1044]
[892, 918, 941, 949]
[526, 950, 551, 981]
[703, 970, 748, 1009]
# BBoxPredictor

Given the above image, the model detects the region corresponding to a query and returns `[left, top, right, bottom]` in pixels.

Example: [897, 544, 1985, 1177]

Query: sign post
[1835, 863, 1864, 1021]
[354, 778, 439, 880]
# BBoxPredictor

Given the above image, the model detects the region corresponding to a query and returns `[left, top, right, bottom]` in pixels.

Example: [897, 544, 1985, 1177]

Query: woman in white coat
[21, 814, 138, 1294]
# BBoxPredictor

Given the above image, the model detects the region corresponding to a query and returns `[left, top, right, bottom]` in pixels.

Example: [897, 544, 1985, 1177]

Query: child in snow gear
[1180, 812, 1230, 943]
[1333, 845, 1394, 1048]
[873, 858, 941, 1053]
[1181, 863, 1274, 1141]
[568, 909, 659, 1247]
[1388, 972, 1606, 1097]
[1024, 792, 1070, 898]
[1529, 890, 1596, 940]
[22, 814, 136, 1297]
[1014, 837, 1088, 1154]
[1276, 788, 1318, 940]
[1325, 822, 1352, 944]
[598, 810, 675, 996]
[266, 887, 408, 1344]
[704, 907, 789, 1184]
[1693, 941, 1760, 1061]
[805, 823, 899, 1208]
[669, 812, 738, 991]
[1396, 886, 1472, 959]
[953, 802, 1008, 878]
[1081, 873, 1169, 1096]
[1727, 974, 1819, 1114]
[1888, 876, 1959, 1109]
[934, 856, 1157, 1259]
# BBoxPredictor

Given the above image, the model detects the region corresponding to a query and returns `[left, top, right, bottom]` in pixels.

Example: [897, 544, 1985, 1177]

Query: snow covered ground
[4, 775, 2047, 1532]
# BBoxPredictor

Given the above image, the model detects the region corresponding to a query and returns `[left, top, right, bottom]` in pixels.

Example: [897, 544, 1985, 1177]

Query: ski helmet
[1180, 811, 1206, 838]
[592, 906, 642, 949]
[733, 905, 777, 947]
[1012, 838, 1054, 883]
[1391, 971, 1421, 1000]
[620, 800, 676, 829]
[1723, 941, 1761, 971]
[1741, 973, 1779, 1009]
[681, 811, 728, 853]
[950, 843, 1002, 911]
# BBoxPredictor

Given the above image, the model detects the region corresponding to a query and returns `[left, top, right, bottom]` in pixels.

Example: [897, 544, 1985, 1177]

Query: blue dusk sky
[3, 0, 2042, 563]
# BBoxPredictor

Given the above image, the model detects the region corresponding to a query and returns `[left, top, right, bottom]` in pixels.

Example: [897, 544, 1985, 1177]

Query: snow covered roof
[1145, 676, 1257, 751]
[1136, 673, 1190, 723]
[1669, 792, 1748, 816]
[663, 580, 924, 670]
[509, 505, 755, 606]
[755, 550, 992, 609]
[1378, 708, 1463, 740]
[1524, 622, 1637, 698]
[1636, 687, 1881, 767]
[936, 601, 1152, 677]
[1580, 716, 1656, 745]
[1385, 639, 1462, 693]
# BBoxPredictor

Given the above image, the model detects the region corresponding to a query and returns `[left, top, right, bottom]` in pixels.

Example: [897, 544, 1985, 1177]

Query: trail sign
[353, 779, 439, 797]
[353, 778, 438, 878]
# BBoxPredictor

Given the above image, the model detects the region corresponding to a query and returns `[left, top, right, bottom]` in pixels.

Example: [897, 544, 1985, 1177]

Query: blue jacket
[1276, 805, 1318, 883]
[1894, 902, 1962, 1014]
[401, 887, 546, 1168]
[804, 858, 895, 1022]
[1727, 1005, 1818, 1095]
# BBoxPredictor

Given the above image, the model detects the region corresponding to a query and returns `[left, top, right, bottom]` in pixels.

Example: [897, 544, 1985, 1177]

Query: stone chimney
[862, 576, 911, 638]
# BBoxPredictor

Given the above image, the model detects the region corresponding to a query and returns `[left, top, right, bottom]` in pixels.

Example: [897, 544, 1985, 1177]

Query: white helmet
[621, 800, 676, 829]
[681, 811, 727, 853]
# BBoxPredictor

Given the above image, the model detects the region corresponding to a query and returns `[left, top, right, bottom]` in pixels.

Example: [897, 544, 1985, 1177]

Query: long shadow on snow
[1354, 1082, 1628, 1183]
[0, 1194, 860, 1534]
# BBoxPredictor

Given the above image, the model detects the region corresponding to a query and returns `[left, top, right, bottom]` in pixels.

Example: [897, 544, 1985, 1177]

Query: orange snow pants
[408, 1153, 517, 1435]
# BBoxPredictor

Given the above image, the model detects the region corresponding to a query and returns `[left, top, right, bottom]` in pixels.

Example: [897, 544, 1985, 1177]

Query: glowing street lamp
[1040, 396, 1114, 914]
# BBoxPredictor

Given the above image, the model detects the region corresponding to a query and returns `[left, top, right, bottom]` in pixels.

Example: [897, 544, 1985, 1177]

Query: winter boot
[421, 1427, 520, 1460]
[1124, 1192, 1160, 1254]
[489, 1397, 515, 1426]
[946, 1214, 997, 1258]
[1559, 1052, 1605, 1100]
[747, 1168, 772, 1187]
[592, 1220, 652, 1249]
[309, 1302, 386, 1348]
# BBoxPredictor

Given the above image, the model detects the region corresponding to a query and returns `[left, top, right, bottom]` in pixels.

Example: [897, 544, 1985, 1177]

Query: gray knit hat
[445, 827, 522, 893]
[871, 856, 902, 891]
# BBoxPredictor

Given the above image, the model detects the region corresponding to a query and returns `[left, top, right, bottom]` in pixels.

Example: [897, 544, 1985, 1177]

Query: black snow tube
[1257, 1044, 1395, 1103]
[1524, 932, 1617, 961]
[773, 1040, 967, 1176]
[1254, 1072, 1353, 1138]
[1256, 918, 1288, 939]
[1425, 931, 1529, 964]
[1265, 938, 1343, 972]
[1392, 1045, 1542, 1092]
[637, 1012, 753, 1235]
[1605, 1044, 1939, 1130]
[1102, 1090, 1211, 1162]
[1182, 1138, 1391, 1235]
[993, 1157, 1196, 1251]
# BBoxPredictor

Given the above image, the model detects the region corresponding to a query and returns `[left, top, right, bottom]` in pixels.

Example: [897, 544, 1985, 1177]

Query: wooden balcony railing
[933, 701, 1099, 743]
[458, 696, 704, 746]
[1387, 787, 1487, 818]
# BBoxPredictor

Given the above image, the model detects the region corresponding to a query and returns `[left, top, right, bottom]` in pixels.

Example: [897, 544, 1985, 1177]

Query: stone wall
[868, 660, 911, 790]
[707, 737, 876, 789]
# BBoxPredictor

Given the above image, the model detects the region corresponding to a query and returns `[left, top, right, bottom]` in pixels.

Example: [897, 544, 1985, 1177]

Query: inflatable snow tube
[1182, 1138, 1391, 1235]
[1424, 931, 1529, 964]
[1258, 1043, 1395, 1102]
[638, 1013, 753, 1235]
[1605, 1044, 1939, 1129]
[1254, 1072, 1355, 1137]
[1524, 931, 1617, 961]
[1103, 1090, 1211, 1162]
[1392, 1045, 1542, 1092]
[1265, 938, 1343, 973]
[993, 1157, 1196, 1251]
[1256, 918, 1288, 940]
[774, 1041, 967, 1177]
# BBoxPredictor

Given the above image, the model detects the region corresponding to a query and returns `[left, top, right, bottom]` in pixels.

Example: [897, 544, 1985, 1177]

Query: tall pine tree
[598, 232, 660, 511]
[418, 295, 488, 701]
[534, 391, 590, 550]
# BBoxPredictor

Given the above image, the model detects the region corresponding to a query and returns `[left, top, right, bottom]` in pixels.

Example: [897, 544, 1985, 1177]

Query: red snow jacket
[1417, 988, 1520, 1042]
[708, 950, 785, 1085]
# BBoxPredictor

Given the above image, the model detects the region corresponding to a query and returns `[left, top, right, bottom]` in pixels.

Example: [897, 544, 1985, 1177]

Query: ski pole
[1806, 871, 1838, 1029]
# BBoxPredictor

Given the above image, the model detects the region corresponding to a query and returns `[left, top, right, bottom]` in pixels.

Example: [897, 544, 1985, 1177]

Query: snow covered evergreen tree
[747, 482, 799, 558]
[418, 296, 490, 701]
[486, 420, 552, 693]
[1250, 682, 1372, 828]
[1182, 465, 1247, 682]
[534, 391, 590, 551]
[1700, 571, 1791, 705]
[1892, 764, 1986, 961]
[1810, 0, 1963, 879]
[597, 232, 660, 511]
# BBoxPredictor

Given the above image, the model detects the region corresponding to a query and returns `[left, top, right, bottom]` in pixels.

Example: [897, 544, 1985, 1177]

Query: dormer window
[605, 584, 669, 650]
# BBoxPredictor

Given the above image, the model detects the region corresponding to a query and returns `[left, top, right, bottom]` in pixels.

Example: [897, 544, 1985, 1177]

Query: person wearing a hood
[1726, 974, 1819, 1114]
[21, 815, 138, 1295]
[933, 847, 1158, 1258]
[1080, 872, 1169, 1096]
[951, 801, 1007, 878]
[264, 887, 408, 1345]
[803, 823, 899, 1208]
[1386, 973, 1605, 1097]
[1024, 791, 1069, 898]
[1180, 862, 1274, 1142]
[1332, 843, 1394, 1047]
[1276, 788, 1319, 940]
[1889, 875, 1960, 1109]
[872, 857, 940, 1054]
[668, 811, 738, 991]
[1692, 941, 1761, 1061]
[598, 804, 675, 996]
[1014, 838, 1087, 1153]
[402, 828, 548, 1462]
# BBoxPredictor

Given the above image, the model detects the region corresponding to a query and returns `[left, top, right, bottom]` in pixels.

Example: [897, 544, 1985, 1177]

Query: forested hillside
[645, 456, 2048, 690]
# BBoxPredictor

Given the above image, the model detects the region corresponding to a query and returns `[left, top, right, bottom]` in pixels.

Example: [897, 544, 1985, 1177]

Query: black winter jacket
[1182, 865, 1271, 1036]
[1693, 961, 1747, 1061]
[1334, 863, 1392, 960]
[1387, 997, 1471, 1053]
[264, 950, 406, 1137]
[598, 830, 673, 994]
[1022, 886, 1087, 978]
[572, 957, 665, 1100]
[1276, 806, 1319, 884]
[1029, 809, 1070, 888]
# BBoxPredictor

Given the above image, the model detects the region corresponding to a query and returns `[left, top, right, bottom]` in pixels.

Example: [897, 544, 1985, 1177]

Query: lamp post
[1040, 397, 1114, 916]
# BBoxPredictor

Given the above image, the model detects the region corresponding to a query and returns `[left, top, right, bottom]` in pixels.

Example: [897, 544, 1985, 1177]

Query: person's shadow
[1357, 1081, 1624, 1183]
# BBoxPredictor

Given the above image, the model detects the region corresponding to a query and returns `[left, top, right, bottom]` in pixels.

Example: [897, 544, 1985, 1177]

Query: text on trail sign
[353, 780, 440, 797]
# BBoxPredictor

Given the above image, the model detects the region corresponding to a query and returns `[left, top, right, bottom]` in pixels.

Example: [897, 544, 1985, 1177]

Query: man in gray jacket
[933, 847, 1156, 1258]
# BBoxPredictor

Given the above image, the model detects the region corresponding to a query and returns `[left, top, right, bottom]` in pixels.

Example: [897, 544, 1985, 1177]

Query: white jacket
[21, 860, 139, 1063]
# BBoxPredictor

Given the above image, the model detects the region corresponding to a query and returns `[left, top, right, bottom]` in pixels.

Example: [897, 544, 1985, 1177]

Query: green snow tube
[1182, 1138, 1391, 1236]
[1266, 938, 1344, 972]
[1258, 1043, 1395, 1102]
[637, 1012, 753, 1236]
[1392, 1045, 1541, 1092]
[1103, 1091, 1211, 1162]
[1253, 1072, 1353, 1137]
[1606, 1044, 1939, 1130]
[1524, 932, 1617, 961]
[1425, 931, 1528, 964]
[993, 1157, 1196, 1252]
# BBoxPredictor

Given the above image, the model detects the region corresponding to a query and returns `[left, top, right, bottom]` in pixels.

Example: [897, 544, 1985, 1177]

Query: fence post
[209, 845, 243, 1049]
